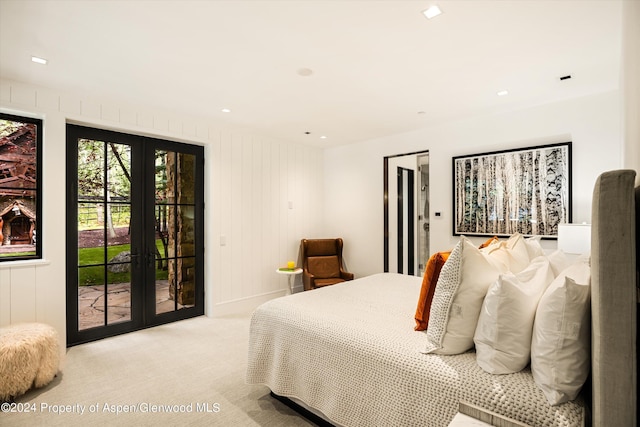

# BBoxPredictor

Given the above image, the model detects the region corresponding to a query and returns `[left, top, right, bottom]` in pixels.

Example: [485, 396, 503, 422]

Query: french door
[66, 125, 204, 346]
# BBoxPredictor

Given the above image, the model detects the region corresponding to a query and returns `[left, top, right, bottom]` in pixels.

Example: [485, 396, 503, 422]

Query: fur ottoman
[0, 323, 60, 402]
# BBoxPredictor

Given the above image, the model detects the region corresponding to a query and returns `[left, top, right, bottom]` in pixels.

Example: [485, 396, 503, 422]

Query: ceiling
[0, 0, 623, 148]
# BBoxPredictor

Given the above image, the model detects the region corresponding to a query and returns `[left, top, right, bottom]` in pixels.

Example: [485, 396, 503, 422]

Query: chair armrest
[340, 271, 354, 281]
[303, 270, 315, 290]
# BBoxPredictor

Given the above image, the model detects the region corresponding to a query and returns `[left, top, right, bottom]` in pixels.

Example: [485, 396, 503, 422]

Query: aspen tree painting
[453, 142, 571, 238]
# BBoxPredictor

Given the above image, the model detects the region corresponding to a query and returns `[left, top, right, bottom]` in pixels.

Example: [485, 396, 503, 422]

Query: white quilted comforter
[246, 273, 585, 427]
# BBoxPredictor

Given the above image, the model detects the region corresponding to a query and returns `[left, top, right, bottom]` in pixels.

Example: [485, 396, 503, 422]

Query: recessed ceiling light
[221, 108, 231, 113]
[320, 135, 327, 139]
[497, 90, 509, 96]
[422, 5, 442, 19]
[31, 56, 47, 65]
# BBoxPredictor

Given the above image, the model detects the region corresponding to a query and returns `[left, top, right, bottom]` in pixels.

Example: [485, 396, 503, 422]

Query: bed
[246, 169, 637, 427]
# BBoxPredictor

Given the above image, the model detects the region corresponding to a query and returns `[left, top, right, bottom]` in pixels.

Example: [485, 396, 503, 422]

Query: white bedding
[246, 273, 585, 427]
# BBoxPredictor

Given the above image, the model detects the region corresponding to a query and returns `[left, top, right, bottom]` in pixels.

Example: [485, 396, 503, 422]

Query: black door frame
[383, 150, 428, 274]
[397, 167, 415, 275]
[65, 124, 204, 346]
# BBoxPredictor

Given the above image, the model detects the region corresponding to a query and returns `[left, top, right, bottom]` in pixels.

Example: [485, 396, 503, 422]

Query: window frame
[0, 112, 43, 262]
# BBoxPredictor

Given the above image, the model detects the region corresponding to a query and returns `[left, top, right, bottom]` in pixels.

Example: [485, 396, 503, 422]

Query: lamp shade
[557, 223, 591, 255]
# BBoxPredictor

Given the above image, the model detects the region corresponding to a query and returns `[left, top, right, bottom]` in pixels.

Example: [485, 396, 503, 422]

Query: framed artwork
[452, 142, 571, 238]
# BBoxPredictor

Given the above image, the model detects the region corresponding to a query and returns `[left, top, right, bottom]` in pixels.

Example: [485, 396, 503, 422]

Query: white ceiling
[0, 0, 623, 148]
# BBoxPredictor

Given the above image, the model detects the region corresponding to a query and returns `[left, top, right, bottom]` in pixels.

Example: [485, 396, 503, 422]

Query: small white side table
[276, 268, 303, 294]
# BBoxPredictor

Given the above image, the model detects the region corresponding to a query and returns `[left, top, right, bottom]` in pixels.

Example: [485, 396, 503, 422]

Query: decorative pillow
[524, 235, 545, 259]
[474, 256, 554, 374]
[479, 237, 501, 255]
[531, 261, 591, 405]
[506, 233, 532, 271]
[423, 236, 507, 355]
[485, 237, 529, 274]
[478, 236, 498, 249]
[546, 249, 571, 277]
[414, 251, 450, 331]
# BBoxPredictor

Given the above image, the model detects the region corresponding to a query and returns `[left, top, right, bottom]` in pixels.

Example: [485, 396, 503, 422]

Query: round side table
[276, 267, 303, 294]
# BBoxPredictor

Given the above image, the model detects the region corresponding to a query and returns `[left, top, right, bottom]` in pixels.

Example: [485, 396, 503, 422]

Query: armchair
[301, 238, 354, 290]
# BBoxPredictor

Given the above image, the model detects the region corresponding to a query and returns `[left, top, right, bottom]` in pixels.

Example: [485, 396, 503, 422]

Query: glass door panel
[106, 271, 132, 325]
[155, 150, 173, 203]
[177, 154, 196, 204]
[78, 268, 104, 330]
[155, 261, 176, 315]
[154, 151, 197, 314]
[75, 139, 133, 331]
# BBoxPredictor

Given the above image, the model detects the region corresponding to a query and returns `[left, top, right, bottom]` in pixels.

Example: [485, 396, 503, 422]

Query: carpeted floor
[3, 315, 315, 426]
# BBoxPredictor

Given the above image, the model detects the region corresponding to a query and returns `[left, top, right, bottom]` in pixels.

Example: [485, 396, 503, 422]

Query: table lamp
[557, 223, 591, 255]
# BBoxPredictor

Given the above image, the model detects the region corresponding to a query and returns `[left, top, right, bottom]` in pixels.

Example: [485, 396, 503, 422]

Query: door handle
[130, 253, 141, 268]
[128, 253, 154, 268]
[132, 253, 154, 268]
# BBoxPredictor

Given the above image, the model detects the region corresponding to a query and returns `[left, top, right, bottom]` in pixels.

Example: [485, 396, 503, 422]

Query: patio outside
[77, 226, 185, 330]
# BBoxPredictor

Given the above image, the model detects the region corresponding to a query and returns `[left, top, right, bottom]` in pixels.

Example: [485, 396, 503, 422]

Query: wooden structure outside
[0, 122, 37, 247]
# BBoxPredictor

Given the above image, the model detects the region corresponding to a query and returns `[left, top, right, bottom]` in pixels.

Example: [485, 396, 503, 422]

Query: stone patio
[78, 280, 189, 330]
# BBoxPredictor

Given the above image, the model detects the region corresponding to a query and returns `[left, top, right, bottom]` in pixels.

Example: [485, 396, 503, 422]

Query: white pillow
[524, 236, 545, 259]
[485, 233, 530, 274]
[479, 238, 501, 254]
[506, 233, 531, 271]
[546, 249, 571, 277]
[531, 261, 591, 405]
[423, 236, 507, 355]
[474, 256, 554, 374]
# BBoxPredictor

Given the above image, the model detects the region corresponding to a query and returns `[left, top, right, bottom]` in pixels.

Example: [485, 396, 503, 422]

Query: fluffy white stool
[0, 323, 60, 402]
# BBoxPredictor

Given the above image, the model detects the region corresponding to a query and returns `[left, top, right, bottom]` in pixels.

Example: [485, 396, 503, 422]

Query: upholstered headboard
[590, 169, 637, 426]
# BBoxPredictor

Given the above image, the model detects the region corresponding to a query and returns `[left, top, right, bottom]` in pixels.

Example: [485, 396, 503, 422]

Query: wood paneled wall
[0, 79, 324, 358]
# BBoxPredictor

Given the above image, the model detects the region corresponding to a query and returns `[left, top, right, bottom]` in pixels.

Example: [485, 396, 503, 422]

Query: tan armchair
[301, 238, 354, 290]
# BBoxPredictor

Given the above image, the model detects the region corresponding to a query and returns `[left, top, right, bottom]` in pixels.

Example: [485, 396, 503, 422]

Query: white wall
[324, 90, 623, 278]
[0, 79, 324, 362]
[622, 0, 640, 177]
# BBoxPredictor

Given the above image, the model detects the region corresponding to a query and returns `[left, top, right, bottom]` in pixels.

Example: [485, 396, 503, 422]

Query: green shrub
[78, 240, 169, 286]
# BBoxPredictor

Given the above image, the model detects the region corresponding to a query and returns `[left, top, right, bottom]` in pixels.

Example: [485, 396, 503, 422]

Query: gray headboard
[590, 169, 637, 426]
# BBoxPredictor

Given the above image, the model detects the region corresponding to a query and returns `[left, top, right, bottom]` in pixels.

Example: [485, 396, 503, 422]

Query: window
[0, 113, 42, 261]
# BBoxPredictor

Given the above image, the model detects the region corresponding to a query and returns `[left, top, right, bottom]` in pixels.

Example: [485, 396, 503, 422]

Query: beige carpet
[4, 315, 314, 426]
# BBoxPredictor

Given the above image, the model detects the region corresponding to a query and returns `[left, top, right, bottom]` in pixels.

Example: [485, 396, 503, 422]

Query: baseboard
[209, 290, 286, 317]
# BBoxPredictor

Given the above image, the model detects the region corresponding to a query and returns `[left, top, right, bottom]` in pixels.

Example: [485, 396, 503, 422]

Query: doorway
[9, 216, 32, 245]
[384, 150, 429, 276]
[417, 154, 429, 276]
[397, 167, 415, 275]
[66, 125, 204, 346]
